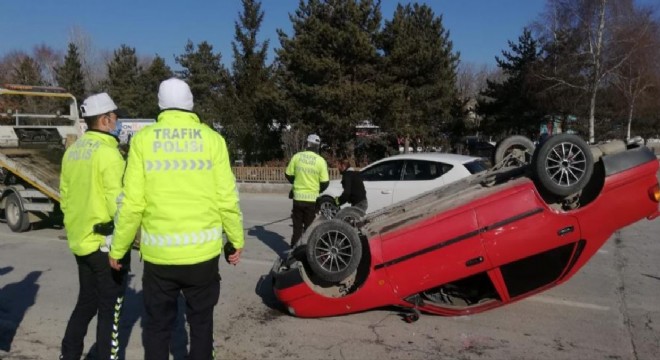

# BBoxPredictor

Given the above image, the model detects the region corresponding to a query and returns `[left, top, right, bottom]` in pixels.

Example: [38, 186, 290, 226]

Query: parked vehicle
[317, 153, 489, 219]
[272, 134, 659, 320]
[0, 84, 82, 232]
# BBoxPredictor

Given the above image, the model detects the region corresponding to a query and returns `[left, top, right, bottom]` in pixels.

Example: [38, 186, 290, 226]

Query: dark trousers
[142, 256, 221, 360]
[61, 250, 128, 360]
[291, 200, 317, 247]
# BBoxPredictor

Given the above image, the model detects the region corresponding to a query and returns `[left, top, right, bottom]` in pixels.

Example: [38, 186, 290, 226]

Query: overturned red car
[272, 134, 660, 320]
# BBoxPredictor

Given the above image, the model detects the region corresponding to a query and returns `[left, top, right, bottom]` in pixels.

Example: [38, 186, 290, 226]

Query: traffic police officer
[60, 93, 128, 360]
[285, 134, 330, 247]
[109, 78, 244, 360]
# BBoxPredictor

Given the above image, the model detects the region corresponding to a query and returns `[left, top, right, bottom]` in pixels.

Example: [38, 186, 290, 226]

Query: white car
[318, 153, 489, 218]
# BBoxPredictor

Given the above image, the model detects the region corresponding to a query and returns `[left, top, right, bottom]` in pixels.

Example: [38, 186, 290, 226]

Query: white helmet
[307, 134, 321, 145]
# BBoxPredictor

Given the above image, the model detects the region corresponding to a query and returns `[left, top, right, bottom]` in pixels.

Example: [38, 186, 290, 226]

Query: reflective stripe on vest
[145, 159, 212, 172]
[293, 192, 318, 202]
[140, 226, 223, 247]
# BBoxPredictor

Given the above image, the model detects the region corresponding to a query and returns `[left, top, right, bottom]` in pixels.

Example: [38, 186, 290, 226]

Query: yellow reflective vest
[60, 131, 125, 256]
[110, 110, 244, 265]
[285, 151, 329, 202]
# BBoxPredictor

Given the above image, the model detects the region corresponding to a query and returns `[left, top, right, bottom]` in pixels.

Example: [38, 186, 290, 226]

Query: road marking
[597, 249, 609, 254]
[529, 295, 610, 311]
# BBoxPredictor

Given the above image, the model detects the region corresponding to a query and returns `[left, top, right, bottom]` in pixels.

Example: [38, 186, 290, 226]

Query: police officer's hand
[109, 256, 122, 271]
[228, 248, 242, 266]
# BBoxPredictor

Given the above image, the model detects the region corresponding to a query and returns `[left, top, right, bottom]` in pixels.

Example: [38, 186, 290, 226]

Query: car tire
[494, 135, 535, 165]
[5, 193, 31, 233]
[533, 134, 594, 197]
[334, 206, 365, 227]
[316, 195, 339, 220]
[306, 219, 362, 283]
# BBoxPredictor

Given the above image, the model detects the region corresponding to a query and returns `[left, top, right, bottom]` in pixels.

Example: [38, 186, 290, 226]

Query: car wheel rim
[320, 202, 338, 219]
[313, 230, 354, 274]
[545, 141, 587, 187]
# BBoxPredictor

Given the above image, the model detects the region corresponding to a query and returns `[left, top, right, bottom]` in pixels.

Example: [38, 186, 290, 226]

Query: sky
[0, 0, 566, 70]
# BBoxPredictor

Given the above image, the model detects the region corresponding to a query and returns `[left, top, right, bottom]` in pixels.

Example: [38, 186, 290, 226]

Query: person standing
[285, 134, 329, 247]
[108, 78, 244, 360]
[60, 93, 129, 360]
[335, 157, 368, 213]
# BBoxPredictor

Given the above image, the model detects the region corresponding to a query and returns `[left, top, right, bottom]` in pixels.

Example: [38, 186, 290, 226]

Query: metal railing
[232, 167, 341, 183]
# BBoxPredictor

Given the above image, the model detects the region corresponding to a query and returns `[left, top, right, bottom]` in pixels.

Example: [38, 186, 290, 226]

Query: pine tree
[11, 56, 43, 85]
[478, 29, 544, 138]
[230, 0, 281, 163]
[378, 3, 459, 149]
[105, 45, 142, 117]
[55, 43, 86, 103]
[138, 56, 173, 118]
[276, 0, 382, 154]
[175, 40, 230, 126]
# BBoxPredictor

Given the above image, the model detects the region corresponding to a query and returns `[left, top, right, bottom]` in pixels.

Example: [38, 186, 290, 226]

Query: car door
[360, 159, 404, 211]
[392, 160, 451, 204]
[476, 187, 581, 299]
[378, 207, 490, 297]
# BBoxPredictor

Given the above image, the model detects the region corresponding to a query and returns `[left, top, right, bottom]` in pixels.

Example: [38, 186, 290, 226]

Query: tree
[175, 40, 231, 126]
[67, 26, 108, 93]
[12, 56, 43, 85]
[55, 43, 86, 102]
[611, 6, 659, 140]
[137, 56, 173, 118]
[276, 0, 383, 155]
[105, 45, 143, 117]
[32, 44, 62, 86]
[478, 28, 544, 138]
[534, 0, 650, 143]
[379, 3, 459, 150]
[229, 0, 281, 163]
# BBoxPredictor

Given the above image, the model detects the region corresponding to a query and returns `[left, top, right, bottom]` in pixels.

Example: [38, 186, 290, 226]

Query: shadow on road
[83, 274, 189, 360]
[0, 267, 13, 276]
[0, 270, 42, 352]
[248, 221, 290, 259]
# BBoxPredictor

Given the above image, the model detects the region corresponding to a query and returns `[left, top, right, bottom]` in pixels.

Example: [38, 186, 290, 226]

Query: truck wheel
[533, 134, 594, 197]
[306, 219, 362, 283]
[494, 135, 535, 165]
[6, 193, 31, 232]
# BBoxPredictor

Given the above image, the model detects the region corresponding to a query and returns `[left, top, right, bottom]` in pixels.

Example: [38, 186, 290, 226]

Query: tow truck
[0, 84, 82, 232]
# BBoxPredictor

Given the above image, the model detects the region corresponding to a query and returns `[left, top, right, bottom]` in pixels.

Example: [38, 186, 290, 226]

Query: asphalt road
[1, 192, 659, 360]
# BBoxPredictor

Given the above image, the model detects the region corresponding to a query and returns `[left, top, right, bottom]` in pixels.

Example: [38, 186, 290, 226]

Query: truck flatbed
[0, 148, 62, 201]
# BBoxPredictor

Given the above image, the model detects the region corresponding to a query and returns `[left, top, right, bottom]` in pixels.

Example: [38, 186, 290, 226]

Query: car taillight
[650, 184, 660, 202]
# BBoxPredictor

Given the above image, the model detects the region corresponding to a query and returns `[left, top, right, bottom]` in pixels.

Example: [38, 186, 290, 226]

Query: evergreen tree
[175, 40, 231, 127]
[276, 0, 382, 154]
[478, 29, 544, 138]
[138, 56, 173, 118]
[12, 56, 43, 85]
[230, 0, 281, 163]
[105, 45, 143, 117]
[378, 3, 459, 149]
[55, 43, 86, 103]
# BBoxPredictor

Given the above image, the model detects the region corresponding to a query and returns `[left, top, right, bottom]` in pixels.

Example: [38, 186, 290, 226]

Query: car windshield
[464, 159, 489, 174]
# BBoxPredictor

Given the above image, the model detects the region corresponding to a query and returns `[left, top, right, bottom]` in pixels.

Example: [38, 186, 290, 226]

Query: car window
[402, 160, 450, 181]
[464, 159, 489, 174]
[361, 160, 404, 181]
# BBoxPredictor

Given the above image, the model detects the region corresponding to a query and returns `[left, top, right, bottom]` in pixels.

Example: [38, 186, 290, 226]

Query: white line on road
[529, 295, 610, 311]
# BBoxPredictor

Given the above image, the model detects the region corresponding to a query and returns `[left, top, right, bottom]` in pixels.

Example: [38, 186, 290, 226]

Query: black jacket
[337, 169, 366, 206]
